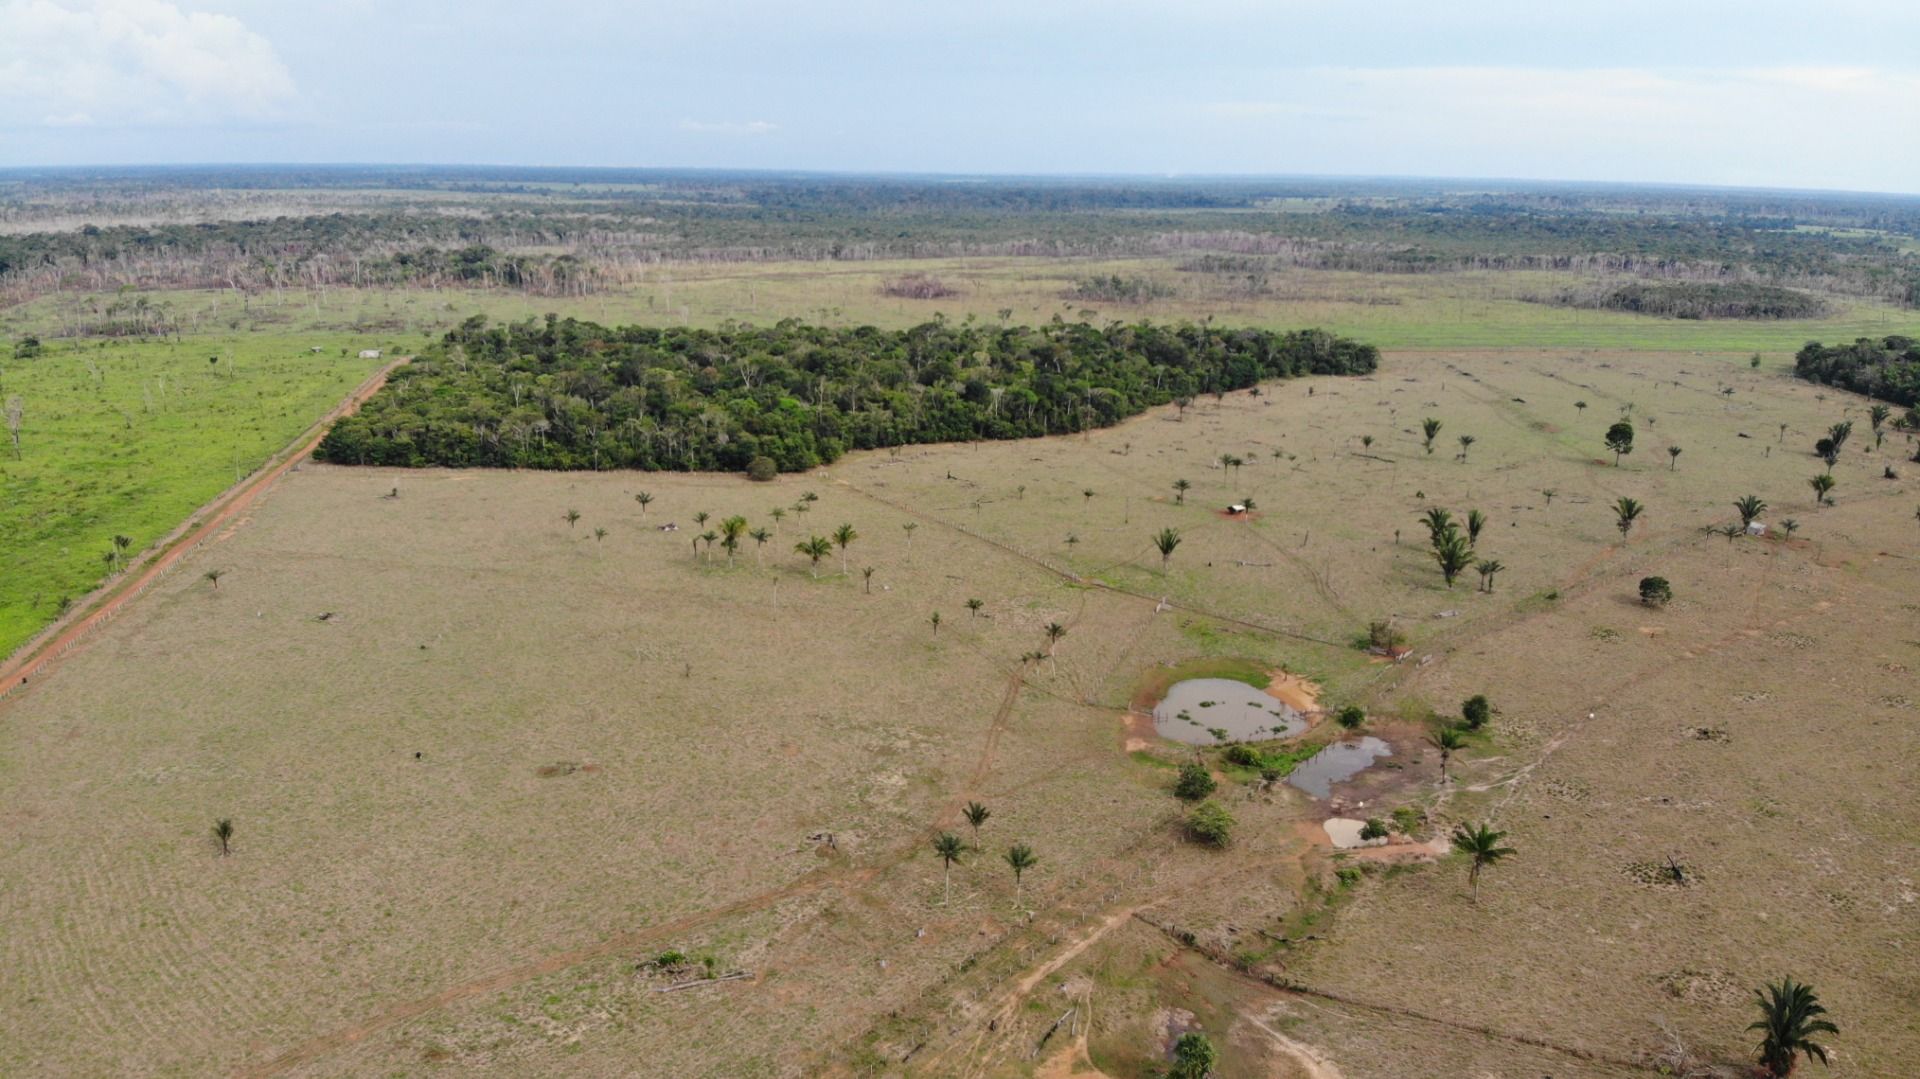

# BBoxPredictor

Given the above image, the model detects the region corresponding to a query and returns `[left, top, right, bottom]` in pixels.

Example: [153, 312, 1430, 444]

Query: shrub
[1221, 744, 1261, 768]
[1639, 576, 1673, 607]
[1186, 801, 1235, 847]
[1335, 704, 1365, 730]
[880, 273, 959, 299]
[1359, 818, 1390, 841]
[1461, 694, 1491, 731]
[1391, 805, 1423, 834]
[746, 455, 779, 482]
[1173, 761, 1217, 802]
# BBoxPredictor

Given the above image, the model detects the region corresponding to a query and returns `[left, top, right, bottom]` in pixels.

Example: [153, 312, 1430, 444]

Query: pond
[1287, 736, 1393, 798]
[1152, 677, 1308, 746]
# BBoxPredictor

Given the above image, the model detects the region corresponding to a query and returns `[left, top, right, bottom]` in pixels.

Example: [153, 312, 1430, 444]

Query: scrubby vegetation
[1794, 335, 1920, 406]
[316, 316, 1378, 472]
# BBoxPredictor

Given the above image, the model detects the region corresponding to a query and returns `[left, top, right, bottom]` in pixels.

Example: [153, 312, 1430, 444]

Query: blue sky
[2, 1, 1917, 193]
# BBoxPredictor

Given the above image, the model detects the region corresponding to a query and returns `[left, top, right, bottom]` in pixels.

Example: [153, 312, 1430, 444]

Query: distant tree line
[1794, 336, 1920, 406]
[316, 316, 1378, 472]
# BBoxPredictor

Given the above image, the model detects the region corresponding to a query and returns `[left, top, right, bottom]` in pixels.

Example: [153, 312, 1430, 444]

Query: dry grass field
[1, 345, 1914, 1077]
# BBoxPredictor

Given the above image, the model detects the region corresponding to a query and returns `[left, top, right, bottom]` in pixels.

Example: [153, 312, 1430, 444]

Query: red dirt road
[0, 357, 406, 706]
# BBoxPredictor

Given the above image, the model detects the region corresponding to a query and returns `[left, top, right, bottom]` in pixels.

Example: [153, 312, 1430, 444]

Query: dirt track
[0, 357, 406, 706]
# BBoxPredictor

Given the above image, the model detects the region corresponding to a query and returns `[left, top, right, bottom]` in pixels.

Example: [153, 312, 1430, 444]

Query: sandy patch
[1320, 818, 1388, 850]
[1265, 670, 1321, 714]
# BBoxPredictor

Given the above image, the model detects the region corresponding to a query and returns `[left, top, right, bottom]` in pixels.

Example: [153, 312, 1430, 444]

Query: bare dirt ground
[0, 348, 1913, 1077]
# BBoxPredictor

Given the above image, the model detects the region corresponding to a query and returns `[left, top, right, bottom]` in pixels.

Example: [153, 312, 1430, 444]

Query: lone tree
[1004, 843, 1038, 902]
[1186, 801, 1235, 847]
[1433, 725, 1466, 780]
[963, 801, 990, 843]
[634, 492, 653, 515]
[932, 832, 965, 905]
[1335, 704, 1365, 730]
[1809, 472, 1836, 507]
[966, 597, 983, 618]
[1749, 977, 1838, 1077]
[1457, 434, 1476, 460]
[1172, 478, 1191, 504]
[749, 527, 772, 565]
[1043, 622, 1067, 655]
[203, 568, 225, 590]
[929, 611, 942, 636]
[1451, 822, 1515, 902]
[1461, 694, 1492, 731]
[1639, 576, 1673, 607]
[794, 535, 832, 577]
[1173, 761, 1217, 801]
[832, 523, 858, 575]
[563, 509, 581, 529]
[1614, 496, 1644, 539]
[1734, 495, 1768, 530]
[1168, 1032, 1218, 1079]
[862, 566, 875, 593]
[213, 818, 234, 856]
[1605, 420, 1635, 465]
[1421, 417, 1442, 454]
[1153, 527, 1183, 571]
[901, 521, 918, 556]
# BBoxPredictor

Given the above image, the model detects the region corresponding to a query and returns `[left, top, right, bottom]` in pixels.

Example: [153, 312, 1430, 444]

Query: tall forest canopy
[1794, 336, 1920, 406]
[316, 316, 1378, 472]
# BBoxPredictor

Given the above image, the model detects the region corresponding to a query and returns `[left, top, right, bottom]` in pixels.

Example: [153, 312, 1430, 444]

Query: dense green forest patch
[1528, 280, 1834, 320]
[1794, 335, 1920, 406]
[316, 316, 1377, 472]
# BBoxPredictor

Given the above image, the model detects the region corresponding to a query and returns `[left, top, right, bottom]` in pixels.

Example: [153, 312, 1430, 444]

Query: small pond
[1152, 678, 1307, 746]
[1287, 736, 1393, 798]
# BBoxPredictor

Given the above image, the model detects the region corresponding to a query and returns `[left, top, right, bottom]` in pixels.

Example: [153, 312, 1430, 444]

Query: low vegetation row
[316, 317, 1379, 472]
[1794, 335, 1920, 406]
[1529, 280, 1834, 320]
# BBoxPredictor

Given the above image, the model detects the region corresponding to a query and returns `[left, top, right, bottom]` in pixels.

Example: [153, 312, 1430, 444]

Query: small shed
[358, 349, 383, 360]
[1227, 503, 1247, 515]
[1746, 521, 1768, 537]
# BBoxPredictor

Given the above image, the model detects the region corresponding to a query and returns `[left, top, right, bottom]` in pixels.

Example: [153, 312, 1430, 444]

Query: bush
[880, 273, 959, 299]
[1173, 761, 1217, 801]
[746, 455, 779, 482]
[1359, 818, 1390, 841]
[1335, 704, 1365, 730]
[1364, 619, 1406, 651]
[1221, 744, 1261, 768]
[1391, 805, 1423, 834]
[1185, 801, 1235, 847]
[1461, 694, 1491, 731]
[1639, 576, 1673, 607]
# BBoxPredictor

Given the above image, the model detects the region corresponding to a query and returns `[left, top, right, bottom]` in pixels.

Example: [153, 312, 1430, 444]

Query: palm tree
[795, 536, 832, 577]
[1082, 488, 1095, 510]
[1466, 509, 1487, 545]
[901, 521, 918, 556]
[699, 530, 719, 562]
[1475, 558, 1504, 593]
[693, 511, 710, 531]
[720, 516, 748, 563]
[1152, 527, 1182, 570]
[932, 832, 965, 905]
[963, 801, 990, 843]
[1809, 473, 1835, 507]
[1360, 434, 1374, 451]
[635, 492, 653, 515]
[1457, 434, 1476, 460]
[213, 818, 234, 856]
[1450, 822, 1515, 902]
[1004, 843, 1038, 901]
[1432, 725, 1466, 780]
[1667, 445, 1682, 470]
[769, 506, 786, 533]
[862, 566, 875, 593]
[593, 527, 608, 544]
[966, 598, 984, 618]
[1419, 507, 1455, 544]
[1781, 519, 1799, 540]
[113, 534, 132, 561]
[1422, 417, 1442, 454]
[1749, 978, 1838, 1077]
[1867, 403, 1891, 446]
[831, 523, 858, 575]
[1432, 529, 1473, 588]
[563, 509, 581, 529]
[1734, 495, 1767, 530]
[929, 611, 942, 636]
[1043, 622, 1067, 654]
[203, 568, 225, 590]
[1542, 488, 1557, 508]
[1172, 478, 1191, 505]
[749, 527, 772, 565]
[1614, 497, 1644, 540]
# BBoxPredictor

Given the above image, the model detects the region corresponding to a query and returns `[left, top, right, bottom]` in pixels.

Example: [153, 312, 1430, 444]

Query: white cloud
[676, 118, 778, 136]
[0, 0, 297, 128]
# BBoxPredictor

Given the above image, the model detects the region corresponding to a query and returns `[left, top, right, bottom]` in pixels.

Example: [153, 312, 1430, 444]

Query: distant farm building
[1227, 503, 1248, 515]
[1746, 521, 1768, 537]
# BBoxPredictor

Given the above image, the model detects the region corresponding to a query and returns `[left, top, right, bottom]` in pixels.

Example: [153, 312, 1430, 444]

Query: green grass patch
[0, 335, 388, 659]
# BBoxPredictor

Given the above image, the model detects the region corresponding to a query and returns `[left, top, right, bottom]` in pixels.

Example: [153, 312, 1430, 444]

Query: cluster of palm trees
[930, 801, 1039, 905]
[1417, 507, 1500, 590]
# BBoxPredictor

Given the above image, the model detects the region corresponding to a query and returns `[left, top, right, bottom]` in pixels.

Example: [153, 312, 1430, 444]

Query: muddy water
[1152, 678, 1307, 745]
[1287, 737, 1392, 798]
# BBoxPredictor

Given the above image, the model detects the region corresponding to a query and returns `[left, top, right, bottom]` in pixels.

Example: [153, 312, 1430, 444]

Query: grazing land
[2, 336, 1915, 1076]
